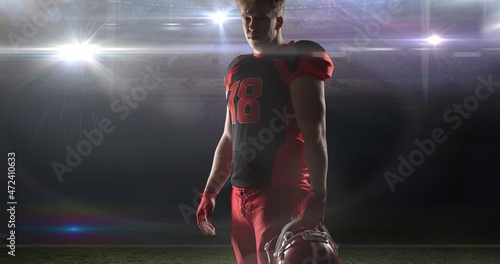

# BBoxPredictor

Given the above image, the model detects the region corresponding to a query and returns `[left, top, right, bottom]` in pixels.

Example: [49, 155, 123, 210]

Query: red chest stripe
[225, 66, 240, 92]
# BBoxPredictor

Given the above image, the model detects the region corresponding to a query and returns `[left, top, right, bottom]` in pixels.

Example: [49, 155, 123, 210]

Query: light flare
[58, 43, 100, 62]
[426, 35, 443, 45]
[210, 11, 228, 25]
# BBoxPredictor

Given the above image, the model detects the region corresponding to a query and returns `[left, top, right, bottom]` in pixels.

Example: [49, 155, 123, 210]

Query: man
[196, 0, 333, 263]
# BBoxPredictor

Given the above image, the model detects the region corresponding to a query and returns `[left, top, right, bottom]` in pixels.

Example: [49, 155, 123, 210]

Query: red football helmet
[265, 218, 340, 264]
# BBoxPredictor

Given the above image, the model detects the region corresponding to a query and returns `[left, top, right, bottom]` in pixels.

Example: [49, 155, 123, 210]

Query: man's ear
[276, 16, 283, 30]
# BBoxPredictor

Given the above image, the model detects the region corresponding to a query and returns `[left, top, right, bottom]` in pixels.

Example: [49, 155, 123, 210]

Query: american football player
[197, 0, 334, 263]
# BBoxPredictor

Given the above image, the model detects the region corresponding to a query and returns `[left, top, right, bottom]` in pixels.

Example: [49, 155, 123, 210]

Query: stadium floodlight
[58, 43, 100, 62]
[426, 35, 443, 45]
[210, 11, 228, 25]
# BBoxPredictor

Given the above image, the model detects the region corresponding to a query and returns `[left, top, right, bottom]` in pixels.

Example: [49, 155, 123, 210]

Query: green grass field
[5, 229, 498, 263]
[2, 247, 499, 263]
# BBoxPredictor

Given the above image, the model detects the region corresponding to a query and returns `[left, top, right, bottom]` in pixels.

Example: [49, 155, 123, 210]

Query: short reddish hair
[236, 0, 285, 17]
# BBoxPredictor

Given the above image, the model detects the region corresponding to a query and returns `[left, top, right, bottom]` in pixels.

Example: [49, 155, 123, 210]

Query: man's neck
[253, 34, 285, 55]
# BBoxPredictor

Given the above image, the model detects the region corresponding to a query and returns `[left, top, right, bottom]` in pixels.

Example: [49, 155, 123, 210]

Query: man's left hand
[299, 191, 326, 229]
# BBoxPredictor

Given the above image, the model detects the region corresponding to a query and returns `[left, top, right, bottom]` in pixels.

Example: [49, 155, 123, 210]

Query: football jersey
[225, 40, 333, 188]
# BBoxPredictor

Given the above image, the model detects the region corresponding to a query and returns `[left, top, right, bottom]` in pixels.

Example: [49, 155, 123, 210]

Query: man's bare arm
[204, 106, 233, 195]
[289, 75, 328, 194]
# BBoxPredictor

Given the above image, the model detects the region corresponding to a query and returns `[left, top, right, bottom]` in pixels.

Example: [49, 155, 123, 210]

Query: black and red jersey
[225, 40, 333, 189]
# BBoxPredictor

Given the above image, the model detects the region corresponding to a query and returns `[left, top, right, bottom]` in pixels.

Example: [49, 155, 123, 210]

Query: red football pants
[230, 185, 309, 264]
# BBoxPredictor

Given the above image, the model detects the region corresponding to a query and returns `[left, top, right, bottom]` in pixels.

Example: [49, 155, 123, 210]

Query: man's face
[240, 2, 280, 54]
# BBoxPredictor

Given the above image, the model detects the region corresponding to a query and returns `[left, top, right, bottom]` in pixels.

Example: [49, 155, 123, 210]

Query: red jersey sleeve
[294, 40, 334, 81]
[224, 55, 247, 92]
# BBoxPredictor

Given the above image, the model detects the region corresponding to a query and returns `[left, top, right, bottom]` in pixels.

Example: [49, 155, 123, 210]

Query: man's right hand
[196, 191, 217, 236]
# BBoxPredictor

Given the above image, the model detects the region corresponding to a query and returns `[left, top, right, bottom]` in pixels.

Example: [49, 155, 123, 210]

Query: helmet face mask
[265, 219, 340, 264]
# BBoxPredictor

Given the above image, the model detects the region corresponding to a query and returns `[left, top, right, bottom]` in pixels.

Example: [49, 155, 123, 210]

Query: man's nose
[248, 18, 257, 31]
